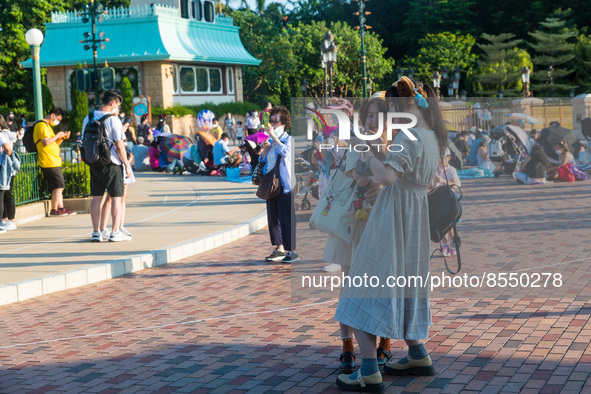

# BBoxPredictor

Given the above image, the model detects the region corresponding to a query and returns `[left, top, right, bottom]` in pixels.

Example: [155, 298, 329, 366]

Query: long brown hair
[359, 97, 390, 160]
[386, 77, 448, 156]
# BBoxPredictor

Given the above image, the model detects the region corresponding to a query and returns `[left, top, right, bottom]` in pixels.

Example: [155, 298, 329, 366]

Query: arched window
[191, 0, 202, 20]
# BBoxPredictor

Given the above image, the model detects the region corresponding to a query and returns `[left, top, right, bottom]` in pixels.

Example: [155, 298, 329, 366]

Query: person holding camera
[34, 107, 76, 216]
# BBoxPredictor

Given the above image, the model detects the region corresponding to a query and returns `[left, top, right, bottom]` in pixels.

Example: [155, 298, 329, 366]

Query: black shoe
[282, 251, 299, 263]
[265, 249, 286, 262]
[377, 347, 392, 372]
[339, 351, 356, 374]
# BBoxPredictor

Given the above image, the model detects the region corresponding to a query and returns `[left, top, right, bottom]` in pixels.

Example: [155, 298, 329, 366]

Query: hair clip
[414, 92, 429, 109]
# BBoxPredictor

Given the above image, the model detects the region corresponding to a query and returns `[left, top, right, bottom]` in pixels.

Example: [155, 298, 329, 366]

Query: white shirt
[82, 110, 126, 165]
[0, 130, 11, 161]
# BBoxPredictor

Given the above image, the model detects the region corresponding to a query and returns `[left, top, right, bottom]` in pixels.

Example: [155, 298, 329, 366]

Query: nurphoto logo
[306, 107, 417, 152]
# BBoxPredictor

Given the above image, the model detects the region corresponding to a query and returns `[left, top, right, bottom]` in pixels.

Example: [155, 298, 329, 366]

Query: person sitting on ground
[158, 148, 184, 174]
[213, 133, 242, 168]
[454, 130, 470, 160]
[551, 140, 577, 182]
[149, 139, 164, 172]
[477, 136, 497, 173]
[515, 144, 550, 185]
[526, 129, 539, 153]
[209, 117, 224, 141]
[131, 137, 151, 171]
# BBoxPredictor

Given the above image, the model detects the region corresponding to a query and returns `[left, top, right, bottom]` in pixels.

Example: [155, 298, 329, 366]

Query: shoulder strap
[440, 146, 462, 275]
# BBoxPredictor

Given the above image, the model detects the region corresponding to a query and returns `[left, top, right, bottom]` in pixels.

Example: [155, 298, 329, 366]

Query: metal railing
[14, 147, 91, 207]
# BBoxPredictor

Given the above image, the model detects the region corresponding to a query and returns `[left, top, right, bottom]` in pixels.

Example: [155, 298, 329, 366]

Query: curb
[0, 210, 268, 306]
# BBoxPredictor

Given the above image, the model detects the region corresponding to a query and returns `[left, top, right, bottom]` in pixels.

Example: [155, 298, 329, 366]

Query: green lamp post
[25, 28, 44, 121]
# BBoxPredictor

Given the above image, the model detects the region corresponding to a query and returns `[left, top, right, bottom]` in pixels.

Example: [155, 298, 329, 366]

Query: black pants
[0, 176, 15, 220]
[182, 158, 201, 174]
[266, 191, 296, 251]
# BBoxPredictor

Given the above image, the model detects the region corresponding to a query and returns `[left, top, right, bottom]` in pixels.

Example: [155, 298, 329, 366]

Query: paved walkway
[1, 176, 590, 393]
[0, 172, 265, 301]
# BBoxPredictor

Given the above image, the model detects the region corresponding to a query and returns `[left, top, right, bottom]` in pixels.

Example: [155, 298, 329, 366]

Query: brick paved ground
[1, 177, 590, 393]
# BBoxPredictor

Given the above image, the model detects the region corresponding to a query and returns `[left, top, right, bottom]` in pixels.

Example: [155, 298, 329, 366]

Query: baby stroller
[295, 153, 319, 211]
[490, 125, 529, 177]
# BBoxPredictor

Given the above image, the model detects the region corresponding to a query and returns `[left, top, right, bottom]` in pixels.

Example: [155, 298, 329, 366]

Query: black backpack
[80, 113, 114, 168]
[23, 120, 44, 153]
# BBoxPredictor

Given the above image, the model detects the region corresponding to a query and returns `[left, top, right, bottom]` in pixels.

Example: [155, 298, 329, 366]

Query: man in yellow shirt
[209, 117, 223, 140]
[33, 107, 75, 216]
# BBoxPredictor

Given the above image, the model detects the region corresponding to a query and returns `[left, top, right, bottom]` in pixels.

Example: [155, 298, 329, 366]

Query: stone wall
[143, 61, 175, 108]
[46, 66, 68, 109]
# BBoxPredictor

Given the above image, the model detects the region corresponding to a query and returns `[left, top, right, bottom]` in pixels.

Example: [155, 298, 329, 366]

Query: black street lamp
[521, 66, 531, 98]
[442, 66, 449, 79]
[301, 79, 307, 101]
[460, 90, 467, 101]
[447, 83, 454, 97]
[396, 67, 404, 80]
[452, 75, 460, 99]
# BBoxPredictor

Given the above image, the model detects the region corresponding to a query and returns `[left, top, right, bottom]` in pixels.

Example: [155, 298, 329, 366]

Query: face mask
[555, 149, 562, 155]
[51, 120, 60, 126]
[8, 116, 14, 121]
[274, 126, 285, 138]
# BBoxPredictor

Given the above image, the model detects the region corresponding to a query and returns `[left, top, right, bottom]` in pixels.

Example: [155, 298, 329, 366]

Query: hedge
[151, 101, 261, 119]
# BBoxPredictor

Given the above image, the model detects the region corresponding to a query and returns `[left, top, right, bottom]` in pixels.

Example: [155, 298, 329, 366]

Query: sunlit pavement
[1, 177, 591, 393]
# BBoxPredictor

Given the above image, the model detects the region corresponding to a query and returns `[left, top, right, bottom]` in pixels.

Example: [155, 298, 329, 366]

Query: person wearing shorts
[82, 89, 133, 242]
[34, 107, 76, 216]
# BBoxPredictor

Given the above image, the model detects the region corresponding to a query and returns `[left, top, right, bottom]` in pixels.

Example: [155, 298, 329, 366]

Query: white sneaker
[323, 263, 341, 272]
[100, 229, 110, 240]
[120, 227, 132, 239]
[0, 226, 6, 234]
[4, 221, 16, 230]
[109, 230, 131, 242]
[91, 231, 102, 242]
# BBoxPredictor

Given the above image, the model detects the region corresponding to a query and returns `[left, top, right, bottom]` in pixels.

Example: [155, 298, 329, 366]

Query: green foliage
[69, 64, 89, 133]
[528, 14, 577, 95]
[476, 33, 528, 96]
[41, 82, 54, 114]
[403, 32, 477, 93]
[573, 34, 591, 94]
[119, 77, 134, 115]
[232, 10, 295, 105]
[152, 102, 261, 119]
[62, 162, 91, 198]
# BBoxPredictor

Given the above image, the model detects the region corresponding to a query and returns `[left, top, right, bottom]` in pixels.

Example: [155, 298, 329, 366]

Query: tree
[41, 82, 54, 114]
[119, 76, 134, 115]
[573, 34, 591, 94]
[69, 64, 89, 133]
[528, 15, 577, 96]
[402, 32, 477, 94]
[232, 10, 295, 105]
[287, 20, 393, 98]
[476, 33, 527, 97]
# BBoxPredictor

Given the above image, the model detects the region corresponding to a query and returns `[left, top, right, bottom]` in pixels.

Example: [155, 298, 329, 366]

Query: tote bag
[309, 168, 358, 243]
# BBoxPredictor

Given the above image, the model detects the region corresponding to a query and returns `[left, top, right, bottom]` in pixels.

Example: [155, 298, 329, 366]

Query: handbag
[570, 165, 587, 181]
[428, 161, 463, 274]
[309, 156, 358, 243]
[256, 155, 283, 200]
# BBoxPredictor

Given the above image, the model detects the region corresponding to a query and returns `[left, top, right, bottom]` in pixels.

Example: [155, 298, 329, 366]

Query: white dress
[335, 127, 439, 340]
